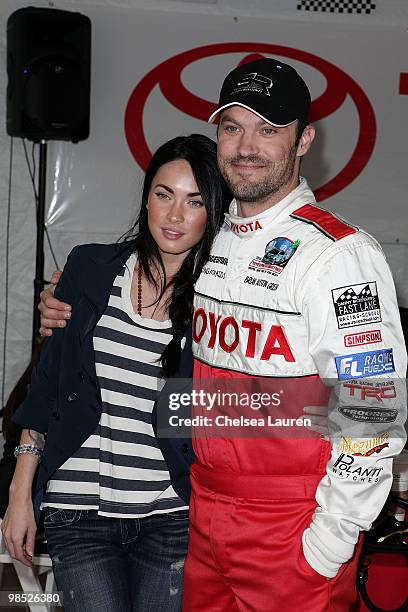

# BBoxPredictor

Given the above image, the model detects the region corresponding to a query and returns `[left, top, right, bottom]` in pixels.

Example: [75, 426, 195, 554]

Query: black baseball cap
[208, 58, 311, 127]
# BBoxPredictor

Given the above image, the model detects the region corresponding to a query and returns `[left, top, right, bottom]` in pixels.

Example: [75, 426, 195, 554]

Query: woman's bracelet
[14, 444, 43, 462]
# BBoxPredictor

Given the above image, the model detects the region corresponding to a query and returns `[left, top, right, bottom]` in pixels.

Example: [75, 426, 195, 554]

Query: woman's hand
[39, 270, 71, 337]
[2, 430, 45, 565]
[1, 495, 37, 566]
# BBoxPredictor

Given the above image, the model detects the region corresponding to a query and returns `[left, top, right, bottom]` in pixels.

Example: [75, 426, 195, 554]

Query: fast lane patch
[332, 282, 381, 329]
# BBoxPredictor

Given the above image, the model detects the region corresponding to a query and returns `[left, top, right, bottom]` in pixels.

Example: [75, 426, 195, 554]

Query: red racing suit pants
[182, 461, 362, 612]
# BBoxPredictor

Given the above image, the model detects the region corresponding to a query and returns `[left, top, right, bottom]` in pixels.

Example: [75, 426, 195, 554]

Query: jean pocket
[43, 508, 82, 528]
[164, 510, 190, 521]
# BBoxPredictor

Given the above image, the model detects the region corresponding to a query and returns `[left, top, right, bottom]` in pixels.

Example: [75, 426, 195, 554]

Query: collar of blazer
[82, 241, 135, 310]
[57, 241, 135, 343]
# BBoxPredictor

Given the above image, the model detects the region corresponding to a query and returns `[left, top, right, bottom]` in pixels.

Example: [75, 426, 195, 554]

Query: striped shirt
[43, 252, 188, 517]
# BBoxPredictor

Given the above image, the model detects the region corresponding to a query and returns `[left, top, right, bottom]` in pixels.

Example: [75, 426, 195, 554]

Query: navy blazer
[13, 243, 195, 522]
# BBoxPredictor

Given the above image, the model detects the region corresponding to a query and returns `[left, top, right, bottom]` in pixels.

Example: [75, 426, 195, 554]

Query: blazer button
[181, 443, 188, 453]
[78, 372, 85, 382]
[67, 392, 78, 402]
[52, 411, 60, 420]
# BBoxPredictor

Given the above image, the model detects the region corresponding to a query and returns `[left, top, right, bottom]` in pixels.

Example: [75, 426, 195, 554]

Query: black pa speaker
[6, 7, 91, 142]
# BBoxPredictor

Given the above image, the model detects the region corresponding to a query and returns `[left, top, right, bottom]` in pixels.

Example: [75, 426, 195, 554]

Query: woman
[2, 134, 230, 612]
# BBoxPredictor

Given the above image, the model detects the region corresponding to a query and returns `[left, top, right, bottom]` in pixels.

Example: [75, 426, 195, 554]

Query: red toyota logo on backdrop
[124, 43, 376, 202]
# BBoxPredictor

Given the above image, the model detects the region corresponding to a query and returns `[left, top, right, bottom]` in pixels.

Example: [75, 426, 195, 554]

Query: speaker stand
[32, 140, 47, 354]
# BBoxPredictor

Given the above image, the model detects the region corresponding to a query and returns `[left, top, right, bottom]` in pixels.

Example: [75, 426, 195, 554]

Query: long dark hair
[122, 134, 230, 376]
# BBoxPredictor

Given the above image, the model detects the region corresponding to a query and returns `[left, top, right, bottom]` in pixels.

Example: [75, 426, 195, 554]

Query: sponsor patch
[343, 381, 396, 402]
[208, 255, 228, 266]
[192, 310, 295, 362]
[249, 237, 300, 276]
[201, 266, 226, 279]
[331, 453, 383, 483]
[332, 282, 381, 329]
[233, 72, 273, 97]
[230, 220, 262, 234]
[339, 405, 397, 423]
[338, 432, 389, 456]
[335, 349, 395, 380]
[344, 329, 382, 347]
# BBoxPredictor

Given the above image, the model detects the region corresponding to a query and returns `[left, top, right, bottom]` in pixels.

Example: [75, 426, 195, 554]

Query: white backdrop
[1, 0, 407, 402]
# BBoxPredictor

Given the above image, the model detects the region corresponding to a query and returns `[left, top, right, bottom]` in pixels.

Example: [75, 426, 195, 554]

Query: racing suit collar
[224, 177, 315, 239]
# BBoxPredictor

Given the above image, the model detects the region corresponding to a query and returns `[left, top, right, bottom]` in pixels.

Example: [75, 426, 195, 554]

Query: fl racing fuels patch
[335, 349, 395, 381]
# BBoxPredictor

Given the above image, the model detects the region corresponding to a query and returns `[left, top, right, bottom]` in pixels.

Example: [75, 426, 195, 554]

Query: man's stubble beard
[219, 144, 298, 204]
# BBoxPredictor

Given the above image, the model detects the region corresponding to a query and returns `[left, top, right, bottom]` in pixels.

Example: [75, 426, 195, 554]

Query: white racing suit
[183, 178, 407, 611]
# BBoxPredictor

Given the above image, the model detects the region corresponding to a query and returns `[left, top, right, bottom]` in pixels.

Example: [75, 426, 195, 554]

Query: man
[38, 59, 406, 611]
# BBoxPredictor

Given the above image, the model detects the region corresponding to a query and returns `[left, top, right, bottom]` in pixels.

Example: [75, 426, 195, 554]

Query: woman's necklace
[137, 263, 143, 316]
[136, 262, 171, 319]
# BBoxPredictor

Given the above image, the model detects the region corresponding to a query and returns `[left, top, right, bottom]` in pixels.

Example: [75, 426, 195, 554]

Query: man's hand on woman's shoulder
[39, 270, 71, 336]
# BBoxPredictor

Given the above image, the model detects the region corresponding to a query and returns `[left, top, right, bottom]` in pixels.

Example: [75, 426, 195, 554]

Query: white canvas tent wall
[1, 0, 407, 403]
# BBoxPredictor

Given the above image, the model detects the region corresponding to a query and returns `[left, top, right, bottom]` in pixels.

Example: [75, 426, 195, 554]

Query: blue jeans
[44, 508, 189, 612]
